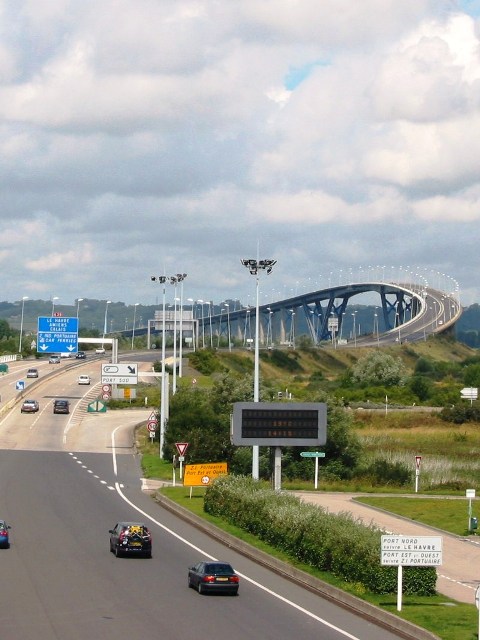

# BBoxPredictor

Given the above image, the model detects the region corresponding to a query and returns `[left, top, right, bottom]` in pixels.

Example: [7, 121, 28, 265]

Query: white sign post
[300, 452, 326, 489]
[466, 489, 476, 531]
[175, 442, 189, 479]
[461, 387, 478, 406]
[415, 455, 422, 493]
[381, 535, 443, 611]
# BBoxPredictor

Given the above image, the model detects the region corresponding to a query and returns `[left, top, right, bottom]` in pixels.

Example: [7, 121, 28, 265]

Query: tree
[351, 351, 407, 387]
[409, 376, 432, 402]
[464, 364, 480, 387]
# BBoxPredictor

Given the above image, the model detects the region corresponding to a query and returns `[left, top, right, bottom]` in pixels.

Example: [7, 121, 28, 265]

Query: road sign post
[381, 535, 442, 611]
[101, 363, 138, 385]
[461, 387, 478, 405]
[415, 455, 422, 493]
[37, 316, 79, 354]
[175, 442, 189, 479]
[300, 452, 326, 489]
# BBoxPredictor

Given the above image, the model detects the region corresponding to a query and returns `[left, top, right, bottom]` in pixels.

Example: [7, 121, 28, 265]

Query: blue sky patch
[460, 0, 480, 17]
[284, 59, 331, 90]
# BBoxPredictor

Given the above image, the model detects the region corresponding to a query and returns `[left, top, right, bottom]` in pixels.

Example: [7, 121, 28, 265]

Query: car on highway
[26, 368, 39, 378]
[109, 522, 152, 558]
[95, 347, 106, 354]
[48, 355, 61, 364]
[53, 399, 70, 414]
[21, 399, 39, 413]
[75, 351, 86, 359]
[77, 374, 91, 385]
[0, 520, 11, 549]
[188, 561, 240, 595]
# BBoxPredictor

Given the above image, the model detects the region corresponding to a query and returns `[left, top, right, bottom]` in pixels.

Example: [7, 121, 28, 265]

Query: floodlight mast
[240, 257, 277, 480]
[151, 273, 187, 457]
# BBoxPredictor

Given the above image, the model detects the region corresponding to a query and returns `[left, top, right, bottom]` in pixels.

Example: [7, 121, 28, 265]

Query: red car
[21, 399, 39, 413]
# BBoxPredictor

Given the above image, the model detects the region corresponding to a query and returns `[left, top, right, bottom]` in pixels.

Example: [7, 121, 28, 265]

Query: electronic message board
[231, 402, 327, 447]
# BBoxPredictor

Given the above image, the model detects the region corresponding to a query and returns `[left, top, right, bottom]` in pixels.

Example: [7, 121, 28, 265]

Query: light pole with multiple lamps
[151, 276, 168, 457]
[241, 257, 277, 480]
[151, 273, 186, 456]
[131, 303, 140, 349]
[18, 296, 28, 353]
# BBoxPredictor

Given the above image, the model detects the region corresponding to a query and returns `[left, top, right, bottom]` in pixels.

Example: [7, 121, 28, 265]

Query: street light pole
[198, 299, 205, 348]
[131, 303, 139, 349]
[151, 276, 167, 457]
[241, 257, 277, 480]
[187, 298, 196, 352]
[178, 275, 187, 378]
[18, 296, 28, 353]
[170, 273, 187, 392]
[102, 300, 112, 347]
[76, 298, 84, 319]
[51, 296, 59, 315]
[225, 303, 231, 351]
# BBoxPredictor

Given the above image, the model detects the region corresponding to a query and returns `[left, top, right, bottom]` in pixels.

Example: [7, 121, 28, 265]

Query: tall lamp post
[241, 257, 277, 480]
[102, 300, 112, 346]
[131, 303, 140, 349]
[169, 273, 187, 393]
[151, 276, 168, 457]
[197, 299, 205, 348]
[51, 296, 59, 315]
[76, 298, 84, 319]
[178, 274, 187, 379]
[151, 274, 186, 456]
[187, 297, 196, 351]
[224, 303, 231, 351]
[18, 296, 28, 353]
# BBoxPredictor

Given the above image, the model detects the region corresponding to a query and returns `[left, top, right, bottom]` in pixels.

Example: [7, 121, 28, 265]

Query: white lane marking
[108, 428, 362, 640]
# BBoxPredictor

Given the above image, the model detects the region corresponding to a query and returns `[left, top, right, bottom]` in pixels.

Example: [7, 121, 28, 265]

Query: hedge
[204, 475, 436, 595]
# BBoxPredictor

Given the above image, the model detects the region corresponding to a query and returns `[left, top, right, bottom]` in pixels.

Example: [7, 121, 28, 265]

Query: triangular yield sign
[175, 442, 189, 456]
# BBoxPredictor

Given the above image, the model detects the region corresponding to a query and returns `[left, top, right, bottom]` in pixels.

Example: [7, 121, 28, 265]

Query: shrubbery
[204, 476, 436, 596]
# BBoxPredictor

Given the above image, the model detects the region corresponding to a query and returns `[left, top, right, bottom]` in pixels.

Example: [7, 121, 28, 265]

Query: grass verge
[158, 487, 478, 640]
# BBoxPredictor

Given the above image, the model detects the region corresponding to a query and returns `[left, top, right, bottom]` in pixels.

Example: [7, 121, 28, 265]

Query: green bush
[204, 476, 436, 595]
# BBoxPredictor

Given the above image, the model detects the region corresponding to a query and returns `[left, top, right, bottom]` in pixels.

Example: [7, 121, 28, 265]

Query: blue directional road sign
[16, 380, 25, 391]
[37, 316, 79, 354]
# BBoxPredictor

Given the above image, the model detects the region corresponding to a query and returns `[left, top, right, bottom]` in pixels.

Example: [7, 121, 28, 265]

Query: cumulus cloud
[0, 0, 479, 307]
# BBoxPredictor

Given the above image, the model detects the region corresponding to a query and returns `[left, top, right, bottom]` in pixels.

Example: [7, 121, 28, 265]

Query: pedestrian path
[294, 491, 480, 605]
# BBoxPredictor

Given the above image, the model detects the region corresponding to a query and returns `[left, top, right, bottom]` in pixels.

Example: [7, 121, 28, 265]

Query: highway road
[0, 358, 427, 640]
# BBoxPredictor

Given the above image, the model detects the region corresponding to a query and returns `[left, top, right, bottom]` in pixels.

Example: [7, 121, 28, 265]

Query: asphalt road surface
[0, 362, 427, 640]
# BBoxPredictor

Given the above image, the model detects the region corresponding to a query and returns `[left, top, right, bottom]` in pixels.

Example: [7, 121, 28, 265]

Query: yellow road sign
[183, 463, 228, 487]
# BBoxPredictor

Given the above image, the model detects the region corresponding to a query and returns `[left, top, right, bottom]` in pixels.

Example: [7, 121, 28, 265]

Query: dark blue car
[0, 520, 11, 548]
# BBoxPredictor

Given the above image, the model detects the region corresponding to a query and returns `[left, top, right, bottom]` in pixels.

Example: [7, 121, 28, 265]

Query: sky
[1, 0, 480, 311]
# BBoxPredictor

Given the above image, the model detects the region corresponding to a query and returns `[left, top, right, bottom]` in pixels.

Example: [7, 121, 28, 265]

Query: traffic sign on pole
[300, 451, 326, 458]
[175, 442, 189, 456]
[37, 316, 79, 354]
[101, 363, 138, 384]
